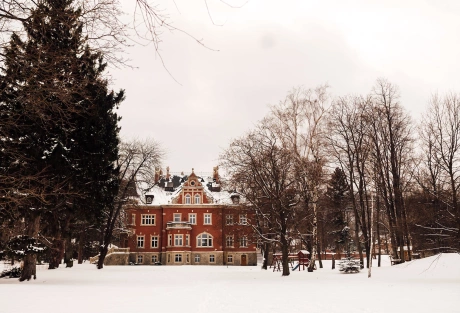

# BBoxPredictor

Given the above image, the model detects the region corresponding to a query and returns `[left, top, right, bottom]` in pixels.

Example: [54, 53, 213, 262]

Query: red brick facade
[125, 171, 257, 266]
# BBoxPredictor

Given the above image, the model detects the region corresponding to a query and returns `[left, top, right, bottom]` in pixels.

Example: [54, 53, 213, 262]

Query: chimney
[213, 166, 220, 184]
[154, 167, 160, 184]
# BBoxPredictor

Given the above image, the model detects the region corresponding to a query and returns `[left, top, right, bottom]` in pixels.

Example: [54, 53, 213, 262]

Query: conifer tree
[0, 0, 123, 280]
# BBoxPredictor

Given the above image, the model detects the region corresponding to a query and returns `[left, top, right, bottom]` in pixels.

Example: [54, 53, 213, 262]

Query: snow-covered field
[1, 254, 459, 313]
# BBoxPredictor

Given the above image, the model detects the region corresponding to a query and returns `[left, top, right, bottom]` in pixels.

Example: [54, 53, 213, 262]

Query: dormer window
[194, 194, 201, 204]
[145, 195, 154, 204]
[231, 194, 240, 204]
[185, 194, 191, 204]
[190, 180, 195, 186]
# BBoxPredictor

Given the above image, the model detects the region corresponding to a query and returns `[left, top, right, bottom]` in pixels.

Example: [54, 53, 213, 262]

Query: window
[185, 194, 191, 204]
[226, 236, 234, 247]
[137, 236, 145, 248]
[194, 194, 201, 204]
[239, 214, 248, 225]
[194, 254, 200, 263]
[173, 213, 181, 222]
[175, 254, 182, 262]
[204, 213, 212, 225]
[209, 255, 215, 263]
[168, 235, 172, 246]
[189, 213, 196, 224]
[174, 234, 183, 246]
[186, 254, 190, 263]
[151, 236, 159, 248]
[227, 255, 233, 263]
[151, 255, 158, 263]
[197, 233, 213, 247]
[141, 214, 155, 225]
[131, 214, 136, 225]
[137, 255, 143, 264]
[240, 236, 248, 247]
[167, 254, 171, 263]
[226, 214, 233, 225]
[186, 235, 190, 246]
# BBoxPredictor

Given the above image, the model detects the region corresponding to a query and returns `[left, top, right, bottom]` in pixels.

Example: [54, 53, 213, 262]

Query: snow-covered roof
[134, 170, 238, 206]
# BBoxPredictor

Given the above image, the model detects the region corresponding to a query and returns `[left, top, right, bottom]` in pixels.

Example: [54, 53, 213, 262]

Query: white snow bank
[0, 254, 458, 313]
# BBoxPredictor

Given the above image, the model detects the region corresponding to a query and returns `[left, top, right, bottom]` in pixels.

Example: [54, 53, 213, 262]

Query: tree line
[0, 0, 163, 281]
[220, 80, 460, 276]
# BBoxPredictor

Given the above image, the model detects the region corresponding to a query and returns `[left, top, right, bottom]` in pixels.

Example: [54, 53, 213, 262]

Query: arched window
[197, 233, 213, 247]
[194, 194, 201, 204]
[185, 194, 191, 204]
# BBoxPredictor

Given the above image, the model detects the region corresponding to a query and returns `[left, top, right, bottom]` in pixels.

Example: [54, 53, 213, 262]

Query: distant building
[120, 168, 257, 266]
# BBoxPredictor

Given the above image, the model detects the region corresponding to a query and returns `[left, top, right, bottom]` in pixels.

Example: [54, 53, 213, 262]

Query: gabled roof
[137, 168, 237, 206]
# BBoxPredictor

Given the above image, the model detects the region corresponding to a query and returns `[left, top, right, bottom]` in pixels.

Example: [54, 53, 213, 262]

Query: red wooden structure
[270, 250, 311, 272]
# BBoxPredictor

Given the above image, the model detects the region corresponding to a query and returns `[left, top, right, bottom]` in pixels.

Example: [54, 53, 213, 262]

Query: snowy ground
[1, 254, 459, 313]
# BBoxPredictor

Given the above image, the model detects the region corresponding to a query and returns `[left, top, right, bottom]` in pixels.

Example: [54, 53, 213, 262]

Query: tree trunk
[308, 198, 318, 272]
[262, 242, 269, 270]
[280, 236, 290, 276]
[97, 244, 108, 269]
[77, 230, 85, 264]
[48, 238, 64, 269]
[317, 244, 323, 268]
[64, 236, 73, 266]
[376, 195, 382, 267]
[19, 213, 40, 282]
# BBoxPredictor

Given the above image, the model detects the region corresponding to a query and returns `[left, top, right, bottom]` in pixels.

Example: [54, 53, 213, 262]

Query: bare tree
[97, 138, 163, 268]
[416, 93, 460, 251]
[270, 85, 330, 272]
[367, 78, 414, 262]
[221, 118, 301, 276]
[328, 95, 375, 268]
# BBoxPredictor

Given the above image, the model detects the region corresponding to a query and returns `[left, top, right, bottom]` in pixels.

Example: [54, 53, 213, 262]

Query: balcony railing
[166, 221, 192, 230]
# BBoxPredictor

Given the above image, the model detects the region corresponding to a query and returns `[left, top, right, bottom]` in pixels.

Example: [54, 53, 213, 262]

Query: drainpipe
[160, 205, 164, 264]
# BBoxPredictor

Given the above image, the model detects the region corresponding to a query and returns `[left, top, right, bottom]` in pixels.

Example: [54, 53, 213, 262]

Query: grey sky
[111, 0, 460, 174]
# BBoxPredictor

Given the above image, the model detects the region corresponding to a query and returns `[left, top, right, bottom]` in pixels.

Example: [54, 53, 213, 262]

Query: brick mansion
[105, 167, 257, 266]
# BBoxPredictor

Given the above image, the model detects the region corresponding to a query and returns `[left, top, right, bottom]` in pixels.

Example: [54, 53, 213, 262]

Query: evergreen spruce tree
[325, 168, 349, 257]
[0, 0, 123, 280]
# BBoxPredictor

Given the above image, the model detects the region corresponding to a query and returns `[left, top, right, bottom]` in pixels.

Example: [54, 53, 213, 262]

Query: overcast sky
[110, 0, 460, 175]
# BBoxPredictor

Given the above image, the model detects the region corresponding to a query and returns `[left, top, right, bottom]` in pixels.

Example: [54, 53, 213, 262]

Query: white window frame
[168, 234, 172, 246]
[194, 194, 201, 204]
[173, 213, 181, 222]
[226, 235, 234, 247]
[209, 255, 215, 263]
[141, 214, 155, 225]
[151, 236, 159, 248]
[175, 254, 182, 263]
[137, 235, 145, 248]
[196, 233, 213, 247]
[186, 234, 190, 246]
[204, 213, 212, 225]
[186, 254, 190, 263]
[240, 236, 248, 248]
[137, 255, 143, 264]
[194, 254, 200, 263]
[185, 194, 191, 204]
[131, 214, 136, 225]
[227, 255, 233, 263]
[188, 213, 196, 224]
[174, 234, 183, 246]
[151, 255, 158, 263]
[226, 214, 233, 225]
[239, 214, 248, 225]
